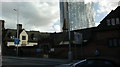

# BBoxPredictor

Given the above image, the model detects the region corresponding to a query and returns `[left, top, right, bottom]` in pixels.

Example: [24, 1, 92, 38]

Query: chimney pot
[17, 24, 22, 30]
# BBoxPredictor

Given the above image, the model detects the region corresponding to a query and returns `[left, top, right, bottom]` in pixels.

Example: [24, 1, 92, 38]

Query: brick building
[49, 6, 120, 64]
[82, 6, 120, 63]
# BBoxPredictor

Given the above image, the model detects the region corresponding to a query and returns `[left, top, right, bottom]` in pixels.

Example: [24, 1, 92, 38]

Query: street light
[13, 9, 19, 56]
[65, 2, 72, 62]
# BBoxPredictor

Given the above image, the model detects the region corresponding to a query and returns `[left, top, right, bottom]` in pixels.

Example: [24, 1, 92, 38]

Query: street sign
[73, 32, 82, 44]
[14, 39, 20, 45]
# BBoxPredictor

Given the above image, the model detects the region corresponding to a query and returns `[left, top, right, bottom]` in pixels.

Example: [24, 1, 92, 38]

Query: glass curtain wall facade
[60, 2, 95, 31]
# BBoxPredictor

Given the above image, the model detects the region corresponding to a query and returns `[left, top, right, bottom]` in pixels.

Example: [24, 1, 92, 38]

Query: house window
[108, 39, 120, 47]
[116, 18, 119, 24]
[106, 19, 111, 26]
[113, 39, 117, 46]
[111, 18, 115, 25]
[22, 36, 26, 40]
[108, 39, 113, 47]
[118, 39, 120, 46]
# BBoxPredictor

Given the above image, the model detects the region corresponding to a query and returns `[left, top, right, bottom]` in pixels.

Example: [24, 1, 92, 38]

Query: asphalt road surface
[2, 56, 72, 67]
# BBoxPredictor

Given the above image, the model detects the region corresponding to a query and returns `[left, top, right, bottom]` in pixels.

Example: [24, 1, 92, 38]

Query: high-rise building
[118, 1, 120, 6]
[60, 2, 95, 31]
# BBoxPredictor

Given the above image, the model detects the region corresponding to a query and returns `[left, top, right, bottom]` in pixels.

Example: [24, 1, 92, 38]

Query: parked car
[71, 58, 117, 67]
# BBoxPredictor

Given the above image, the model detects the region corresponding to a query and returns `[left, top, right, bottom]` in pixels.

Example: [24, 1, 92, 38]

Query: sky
[0, 0, 119, 32]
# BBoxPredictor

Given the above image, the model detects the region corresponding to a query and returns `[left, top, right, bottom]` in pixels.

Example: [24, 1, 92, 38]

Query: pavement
[2, 56, 79, 67]
[2, 56, 69, 63]
[55, 63, 73, 67]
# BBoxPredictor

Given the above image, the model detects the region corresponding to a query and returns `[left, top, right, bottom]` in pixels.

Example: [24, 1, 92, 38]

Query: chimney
[17, 24, 22, 30]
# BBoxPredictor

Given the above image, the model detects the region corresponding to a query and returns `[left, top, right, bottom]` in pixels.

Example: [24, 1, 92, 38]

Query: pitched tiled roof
[98, 6, 120, 27]
[26, 31, 40, 42]
[3, 29, 23, 41]
[3, 29, 41, 42]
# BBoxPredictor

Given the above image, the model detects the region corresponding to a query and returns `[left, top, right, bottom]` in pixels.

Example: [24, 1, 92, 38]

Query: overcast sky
[0, 0, 119, 32]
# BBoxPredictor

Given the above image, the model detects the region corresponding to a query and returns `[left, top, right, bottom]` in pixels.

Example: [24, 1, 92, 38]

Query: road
[1, 56, 73, 67]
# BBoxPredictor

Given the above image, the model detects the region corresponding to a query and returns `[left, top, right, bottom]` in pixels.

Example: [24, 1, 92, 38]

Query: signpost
[14, 38, 20, 56]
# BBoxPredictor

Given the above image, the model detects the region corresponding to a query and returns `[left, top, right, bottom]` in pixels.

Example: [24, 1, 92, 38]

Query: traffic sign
[14, 38, 20, 45]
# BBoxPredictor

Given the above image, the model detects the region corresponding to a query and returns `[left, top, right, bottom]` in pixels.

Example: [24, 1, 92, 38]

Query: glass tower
[60, 2, 95, 31]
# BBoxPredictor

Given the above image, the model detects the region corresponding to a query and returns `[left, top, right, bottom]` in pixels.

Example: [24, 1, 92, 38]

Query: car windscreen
[75, 60, 115, 67]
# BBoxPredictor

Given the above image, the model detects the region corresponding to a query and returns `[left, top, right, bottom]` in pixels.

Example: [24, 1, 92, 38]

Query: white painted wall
[20, 30, 28, 45]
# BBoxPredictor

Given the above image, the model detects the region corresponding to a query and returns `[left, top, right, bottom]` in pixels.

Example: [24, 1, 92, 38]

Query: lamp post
[66, 2, 72, 62]
[13, 9, 19, 56]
